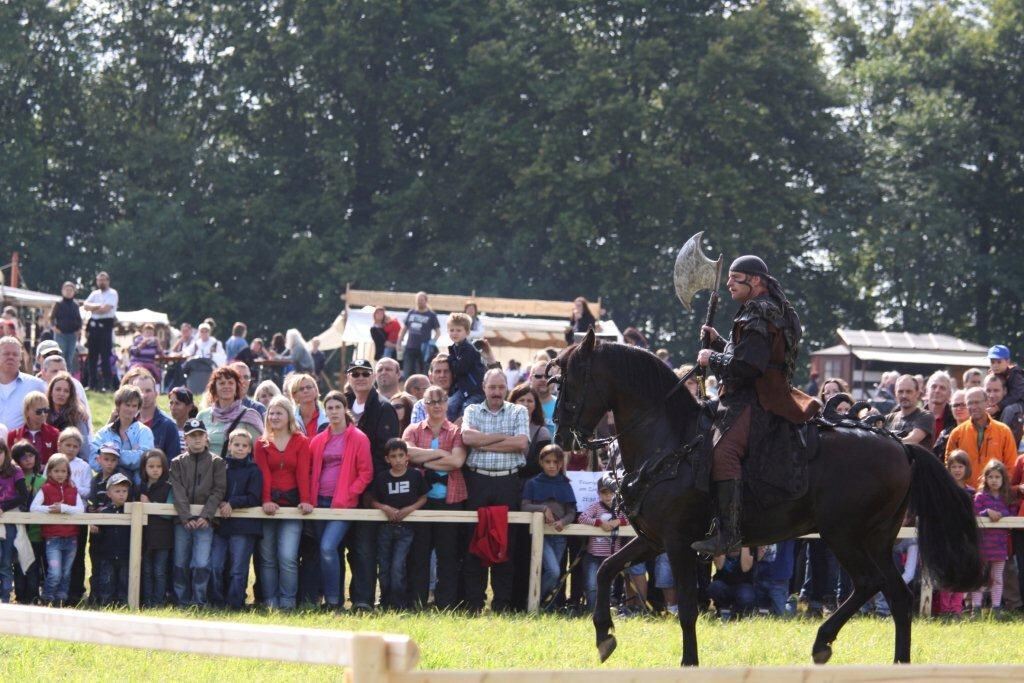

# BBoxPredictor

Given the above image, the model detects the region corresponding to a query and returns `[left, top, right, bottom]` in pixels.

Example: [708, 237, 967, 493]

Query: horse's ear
[580, 327, 597, 355]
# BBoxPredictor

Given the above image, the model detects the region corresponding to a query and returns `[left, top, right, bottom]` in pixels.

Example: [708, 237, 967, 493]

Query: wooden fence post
[919, 568, 933, 617]
[127, 502, 145, 610]
[527, 512, 545, 614]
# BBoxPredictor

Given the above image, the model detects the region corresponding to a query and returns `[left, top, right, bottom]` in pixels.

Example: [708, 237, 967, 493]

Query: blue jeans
[211, 534, 257, 609]
[94, 558, 129, 605]
[142, 548, 170, 607]
[541, 535, 567, 601]
[317, 496, 352, 607]
[173, 525, 214, 606]
[708, 579, 756, 614]
[447, 390, 484, 421]
[55, 332, 79, 373]
[0, 525, 18, 603]
[260, 519, 302, 608]
[43, 537, 78, 602]
[756, 578, 791, 616]
[377, 523, 414, 609]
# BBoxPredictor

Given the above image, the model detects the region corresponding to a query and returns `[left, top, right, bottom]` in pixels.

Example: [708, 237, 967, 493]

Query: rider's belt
[467, 465, 522, 477]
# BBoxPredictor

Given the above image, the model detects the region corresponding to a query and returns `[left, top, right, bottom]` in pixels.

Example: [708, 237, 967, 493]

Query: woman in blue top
[90, 385, 154, 481]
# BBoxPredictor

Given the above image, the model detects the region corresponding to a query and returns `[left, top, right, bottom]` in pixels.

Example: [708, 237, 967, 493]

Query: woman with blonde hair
[253, 396, 313, 609]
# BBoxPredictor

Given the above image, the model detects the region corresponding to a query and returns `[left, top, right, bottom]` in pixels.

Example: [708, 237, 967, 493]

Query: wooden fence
[1, 603, 1022, 683]
[1, 505, 1020, 614]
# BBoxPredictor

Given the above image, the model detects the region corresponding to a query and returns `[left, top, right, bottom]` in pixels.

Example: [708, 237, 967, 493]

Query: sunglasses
[348, 370, 372, 378]
[532, 374, 546, 379]
[951, 402, 967, 408]
[34, 407, 51, 416]
[424, 399, 445, 406]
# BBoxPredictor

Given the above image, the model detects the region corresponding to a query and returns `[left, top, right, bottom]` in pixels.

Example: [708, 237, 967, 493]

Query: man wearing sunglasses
[344, 358, 400, 610]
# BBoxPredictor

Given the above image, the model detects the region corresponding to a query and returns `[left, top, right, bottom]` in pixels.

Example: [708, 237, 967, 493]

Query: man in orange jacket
[945, 387, 1018, 481]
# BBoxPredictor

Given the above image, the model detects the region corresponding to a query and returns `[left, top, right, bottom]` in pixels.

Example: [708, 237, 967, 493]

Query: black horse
[552, 329, 981, 666]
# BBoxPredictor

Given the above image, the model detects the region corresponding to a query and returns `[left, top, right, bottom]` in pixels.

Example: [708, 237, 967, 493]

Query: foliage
[3, 0, 1021, 367]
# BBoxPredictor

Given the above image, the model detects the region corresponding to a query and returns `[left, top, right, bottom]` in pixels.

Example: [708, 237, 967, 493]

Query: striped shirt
[463, 401, 528, 471]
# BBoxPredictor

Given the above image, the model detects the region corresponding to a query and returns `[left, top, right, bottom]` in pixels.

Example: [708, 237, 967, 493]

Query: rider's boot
[691, 479, 743, 555]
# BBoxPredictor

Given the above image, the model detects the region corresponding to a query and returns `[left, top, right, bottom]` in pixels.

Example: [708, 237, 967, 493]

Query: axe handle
[700, 291, 720, 350]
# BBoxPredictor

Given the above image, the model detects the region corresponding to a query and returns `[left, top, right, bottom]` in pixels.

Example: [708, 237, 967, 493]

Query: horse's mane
[585, 342, 700, 417]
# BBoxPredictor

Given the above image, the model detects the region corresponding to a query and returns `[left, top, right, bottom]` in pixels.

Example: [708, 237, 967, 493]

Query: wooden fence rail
[2, 504, 1021, 613]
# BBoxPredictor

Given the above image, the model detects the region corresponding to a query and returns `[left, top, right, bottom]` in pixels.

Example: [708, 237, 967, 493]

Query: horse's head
[551, 328, 611, 450]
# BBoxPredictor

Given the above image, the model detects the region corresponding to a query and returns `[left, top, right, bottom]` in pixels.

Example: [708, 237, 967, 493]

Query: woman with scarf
[196, 366, 264, 458]
[47, 371, 92, 461]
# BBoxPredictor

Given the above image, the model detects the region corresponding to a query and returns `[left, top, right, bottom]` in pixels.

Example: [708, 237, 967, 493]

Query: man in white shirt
[186, 322, 226, 367]
[83, 271, 118, 390]
[0, 336, 46, 429]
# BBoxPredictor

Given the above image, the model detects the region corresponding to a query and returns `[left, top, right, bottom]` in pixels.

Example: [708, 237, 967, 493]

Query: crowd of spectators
[0, 274, 1021, 620]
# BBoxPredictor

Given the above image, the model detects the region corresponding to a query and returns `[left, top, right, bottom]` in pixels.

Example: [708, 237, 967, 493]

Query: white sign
[567, 471, 608, 511]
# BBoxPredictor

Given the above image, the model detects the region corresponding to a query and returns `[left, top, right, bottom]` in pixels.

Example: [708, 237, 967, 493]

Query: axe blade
[674, 231, 722, 312]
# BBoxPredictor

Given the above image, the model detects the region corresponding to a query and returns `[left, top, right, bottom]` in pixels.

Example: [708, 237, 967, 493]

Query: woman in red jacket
[308, 390, 373, 609]
[253, 395, 313, 609]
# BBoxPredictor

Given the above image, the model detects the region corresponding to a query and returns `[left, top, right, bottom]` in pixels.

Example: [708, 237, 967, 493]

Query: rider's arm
[708, 326, 770, 380]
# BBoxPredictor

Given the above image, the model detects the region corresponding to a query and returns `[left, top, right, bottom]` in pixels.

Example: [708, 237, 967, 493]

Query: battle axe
[670, 231, 722, 398]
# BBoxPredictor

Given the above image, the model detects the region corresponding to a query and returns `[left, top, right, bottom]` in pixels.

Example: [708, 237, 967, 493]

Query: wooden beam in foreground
[0, 604, 418, 678]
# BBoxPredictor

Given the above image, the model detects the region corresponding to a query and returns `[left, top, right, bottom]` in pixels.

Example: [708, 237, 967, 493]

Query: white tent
[0, 285, 61, 309]
[315, 306, 622, 367]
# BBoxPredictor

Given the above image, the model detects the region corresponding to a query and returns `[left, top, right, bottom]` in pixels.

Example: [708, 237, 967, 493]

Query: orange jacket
[945, 415, 1018, 485]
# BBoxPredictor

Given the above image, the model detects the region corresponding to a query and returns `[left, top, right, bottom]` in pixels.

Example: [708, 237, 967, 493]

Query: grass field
[2, 608, 1023, 680]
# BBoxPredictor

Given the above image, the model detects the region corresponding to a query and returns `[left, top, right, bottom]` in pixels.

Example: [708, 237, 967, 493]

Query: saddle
[742, 412, 819, 510]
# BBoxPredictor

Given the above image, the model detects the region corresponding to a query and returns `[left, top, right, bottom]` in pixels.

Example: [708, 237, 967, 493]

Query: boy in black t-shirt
[369, 438, 428, 609]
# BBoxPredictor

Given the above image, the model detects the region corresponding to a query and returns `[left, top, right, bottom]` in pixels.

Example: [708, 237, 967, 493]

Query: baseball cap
[347, 359, 373, 373]
[107, 473, 131, 488]
[98, 442, 120, 457]
[35, 340, 62, 359]
[183, 418, 207, 435]
[988, 345, 1011, 361]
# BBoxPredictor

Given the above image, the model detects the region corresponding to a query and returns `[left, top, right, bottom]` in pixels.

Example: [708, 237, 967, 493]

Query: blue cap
[988, 345, 1011, 360]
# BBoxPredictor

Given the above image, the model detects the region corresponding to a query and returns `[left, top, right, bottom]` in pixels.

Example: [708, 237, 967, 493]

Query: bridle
[548, 351, 650, 452]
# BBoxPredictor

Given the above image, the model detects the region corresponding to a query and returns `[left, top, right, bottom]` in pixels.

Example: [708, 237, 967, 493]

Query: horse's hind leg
[811, 539, 884, 664]
[593, 537, 654, 663]
[877, 545, 913, 663]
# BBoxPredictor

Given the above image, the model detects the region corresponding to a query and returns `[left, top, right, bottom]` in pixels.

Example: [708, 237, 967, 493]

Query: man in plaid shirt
[460, 368, 529, 612]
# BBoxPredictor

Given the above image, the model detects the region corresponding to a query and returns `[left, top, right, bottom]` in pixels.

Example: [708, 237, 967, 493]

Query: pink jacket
[308, 424, 373, 508]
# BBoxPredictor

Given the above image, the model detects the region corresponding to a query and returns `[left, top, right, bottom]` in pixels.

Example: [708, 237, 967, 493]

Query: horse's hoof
[598, 636, 618, 663]
[812, 644, 832, 665]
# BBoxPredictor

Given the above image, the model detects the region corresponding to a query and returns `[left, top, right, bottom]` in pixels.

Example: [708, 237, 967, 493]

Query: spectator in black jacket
[343, 358, 399, 610]
[51, 282, 82, 374]
[210, 429, 263, 609]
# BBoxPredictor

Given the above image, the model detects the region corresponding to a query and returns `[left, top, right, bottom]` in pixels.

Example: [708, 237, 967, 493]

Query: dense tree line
[2, 0, 1022, 362]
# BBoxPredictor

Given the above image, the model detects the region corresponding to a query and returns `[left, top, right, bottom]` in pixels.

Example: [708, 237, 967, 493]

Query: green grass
[2, 609, 1024, 680]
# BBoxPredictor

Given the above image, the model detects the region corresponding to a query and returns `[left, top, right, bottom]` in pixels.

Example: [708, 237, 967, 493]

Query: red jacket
[309, 425, 373, 509]
[37, 479, 81, 539]
[7, 423, 61, 465]
[254, 432, 312, 505]
[468, 505, 509, 567]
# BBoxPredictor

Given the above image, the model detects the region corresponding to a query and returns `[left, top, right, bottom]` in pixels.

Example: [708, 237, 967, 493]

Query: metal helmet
[598, 474, 618, 494]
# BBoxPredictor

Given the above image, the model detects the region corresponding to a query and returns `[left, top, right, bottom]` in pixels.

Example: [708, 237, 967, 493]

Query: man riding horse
[693, 255, 819, 555]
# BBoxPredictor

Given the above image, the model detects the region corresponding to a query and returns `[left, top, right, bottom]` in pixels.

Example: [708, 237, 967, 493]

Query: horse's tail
[906, 443, 983, 591]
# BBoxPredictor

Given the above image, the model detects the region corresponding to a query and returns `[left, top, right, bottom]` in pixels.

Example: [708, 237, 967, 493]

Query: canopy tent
[315, 305, 622, 368]
[0, 285, 62, 309]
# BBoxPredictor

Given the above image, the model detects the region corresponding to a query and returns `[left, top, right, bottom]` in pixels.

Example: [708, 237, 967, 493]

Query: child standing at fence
[578, 475, 633, 611]
[139, 449, 174, 607]
[935, 451, 972, 616]
[29, 454, 84, 605]
[0, 440, 28, 603]
[369, 439, 428, 609]
[972, 459, 1013, 615]
[521, 445, 577, 606]
[91, 473, 132, 606]
[211, 429, 263, 610]
[57, 428, 91, 603]
[12, 440, 45, 605]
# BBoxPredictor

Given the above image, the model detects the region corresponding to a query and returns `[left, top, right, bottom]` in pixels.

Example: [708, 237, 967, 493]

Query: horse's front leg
[593, 536, 654, 663]
[666, 538, 700, 666]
